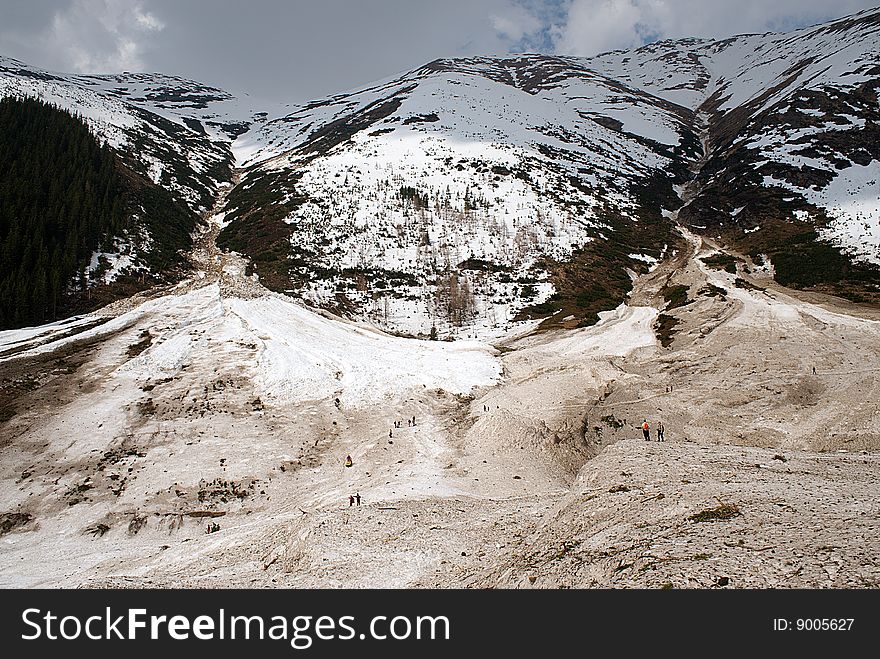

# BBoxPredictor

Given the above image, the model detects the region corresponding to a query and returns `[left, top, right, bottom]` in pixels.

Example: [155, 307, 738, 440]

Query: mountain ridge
[216, 9, 879, 337]
[1, 10, 880, 590]
[0, 8, 878, 334]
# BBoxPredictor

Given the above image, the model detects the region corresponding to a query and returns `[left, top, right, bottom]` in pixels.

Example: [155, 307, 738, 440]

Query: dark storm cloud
[0, 0, 878, 105]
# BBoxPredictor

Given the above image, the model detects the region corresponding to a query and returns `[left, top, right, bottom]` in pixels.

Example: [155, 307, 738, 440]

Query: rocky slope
[1, 214, 877, 588]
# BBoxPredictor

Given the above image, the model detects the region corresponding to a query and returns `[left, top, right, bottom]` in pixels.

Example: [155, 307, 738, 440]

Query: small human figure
[642, 419, 650, 441]
[657, 421, 665, 442]
[345, 454, 353, 467]
[355, 493, 361, 506]
[412, 415, 416, 426]
[349, 495, 354, 507]
[812, 366, 816, 374]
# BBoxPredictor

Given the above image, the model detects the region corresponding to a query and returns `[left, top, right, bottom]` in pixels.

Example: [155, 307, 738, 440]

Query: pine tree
[0, 96, 196, 329]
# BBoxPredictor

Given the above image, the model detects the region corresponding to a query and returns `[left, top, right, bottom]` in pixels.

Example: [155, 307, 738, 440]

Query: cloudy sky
[0, 0, 877, 104]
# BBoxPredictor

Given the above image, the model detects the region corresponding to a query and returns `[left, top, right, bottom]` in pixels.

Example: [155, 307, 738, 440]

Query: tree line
[0, 95, 197, 329]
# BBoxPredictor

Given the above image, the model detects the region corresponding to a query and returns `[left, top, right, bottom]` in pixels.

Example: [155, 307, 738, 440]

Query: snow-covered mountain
[3, 9, 880, 591]
[0, 56, 275, 311]
[2, 7, 878, 335]
[217, 8, 880, 338]
[220, 54, 697, 339]
[591, 8, 880, 276]
[0, 55, 277, 214]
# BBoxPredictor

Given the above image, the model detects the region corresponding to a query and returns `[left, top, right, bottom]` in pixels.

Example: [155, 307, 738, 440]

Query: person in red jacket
[642, 420, 650, 441]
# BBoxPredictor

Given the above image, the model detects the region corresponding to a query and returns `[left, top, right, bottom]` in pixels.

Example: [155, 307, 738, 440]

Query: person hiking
[349, 495, 354, 507]
[355, 493, 361, 506]
[642, 420, 650, 441]
[657, 421, 665, 442]
[345, 455, 353, 468]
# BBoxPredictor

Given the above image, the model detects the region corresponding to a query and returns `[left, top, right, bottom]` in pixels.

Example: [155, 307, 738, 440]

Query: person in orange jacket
[642, 419, 650, 441]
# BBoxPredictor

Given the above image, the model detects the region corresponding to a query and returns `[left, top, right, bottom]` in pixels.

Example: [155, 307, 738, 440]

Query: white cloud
[491, 4, 544, 42]
[550, 0, 880, 57]
[553, 0, 643, 55]
[47, 0, 165, 72]
[134, 9, 165, 32]
[1, 0, 876, 101]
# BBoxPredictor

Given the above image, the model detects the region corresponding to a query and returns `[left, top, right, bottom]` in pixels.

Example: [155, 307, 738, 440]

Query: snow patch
[226, 295, 502, 406]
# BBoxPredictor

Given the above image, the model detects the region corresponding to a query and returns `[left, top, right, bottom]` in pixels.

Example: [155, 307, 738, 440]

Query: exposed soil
[0, 205, 878, 589]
